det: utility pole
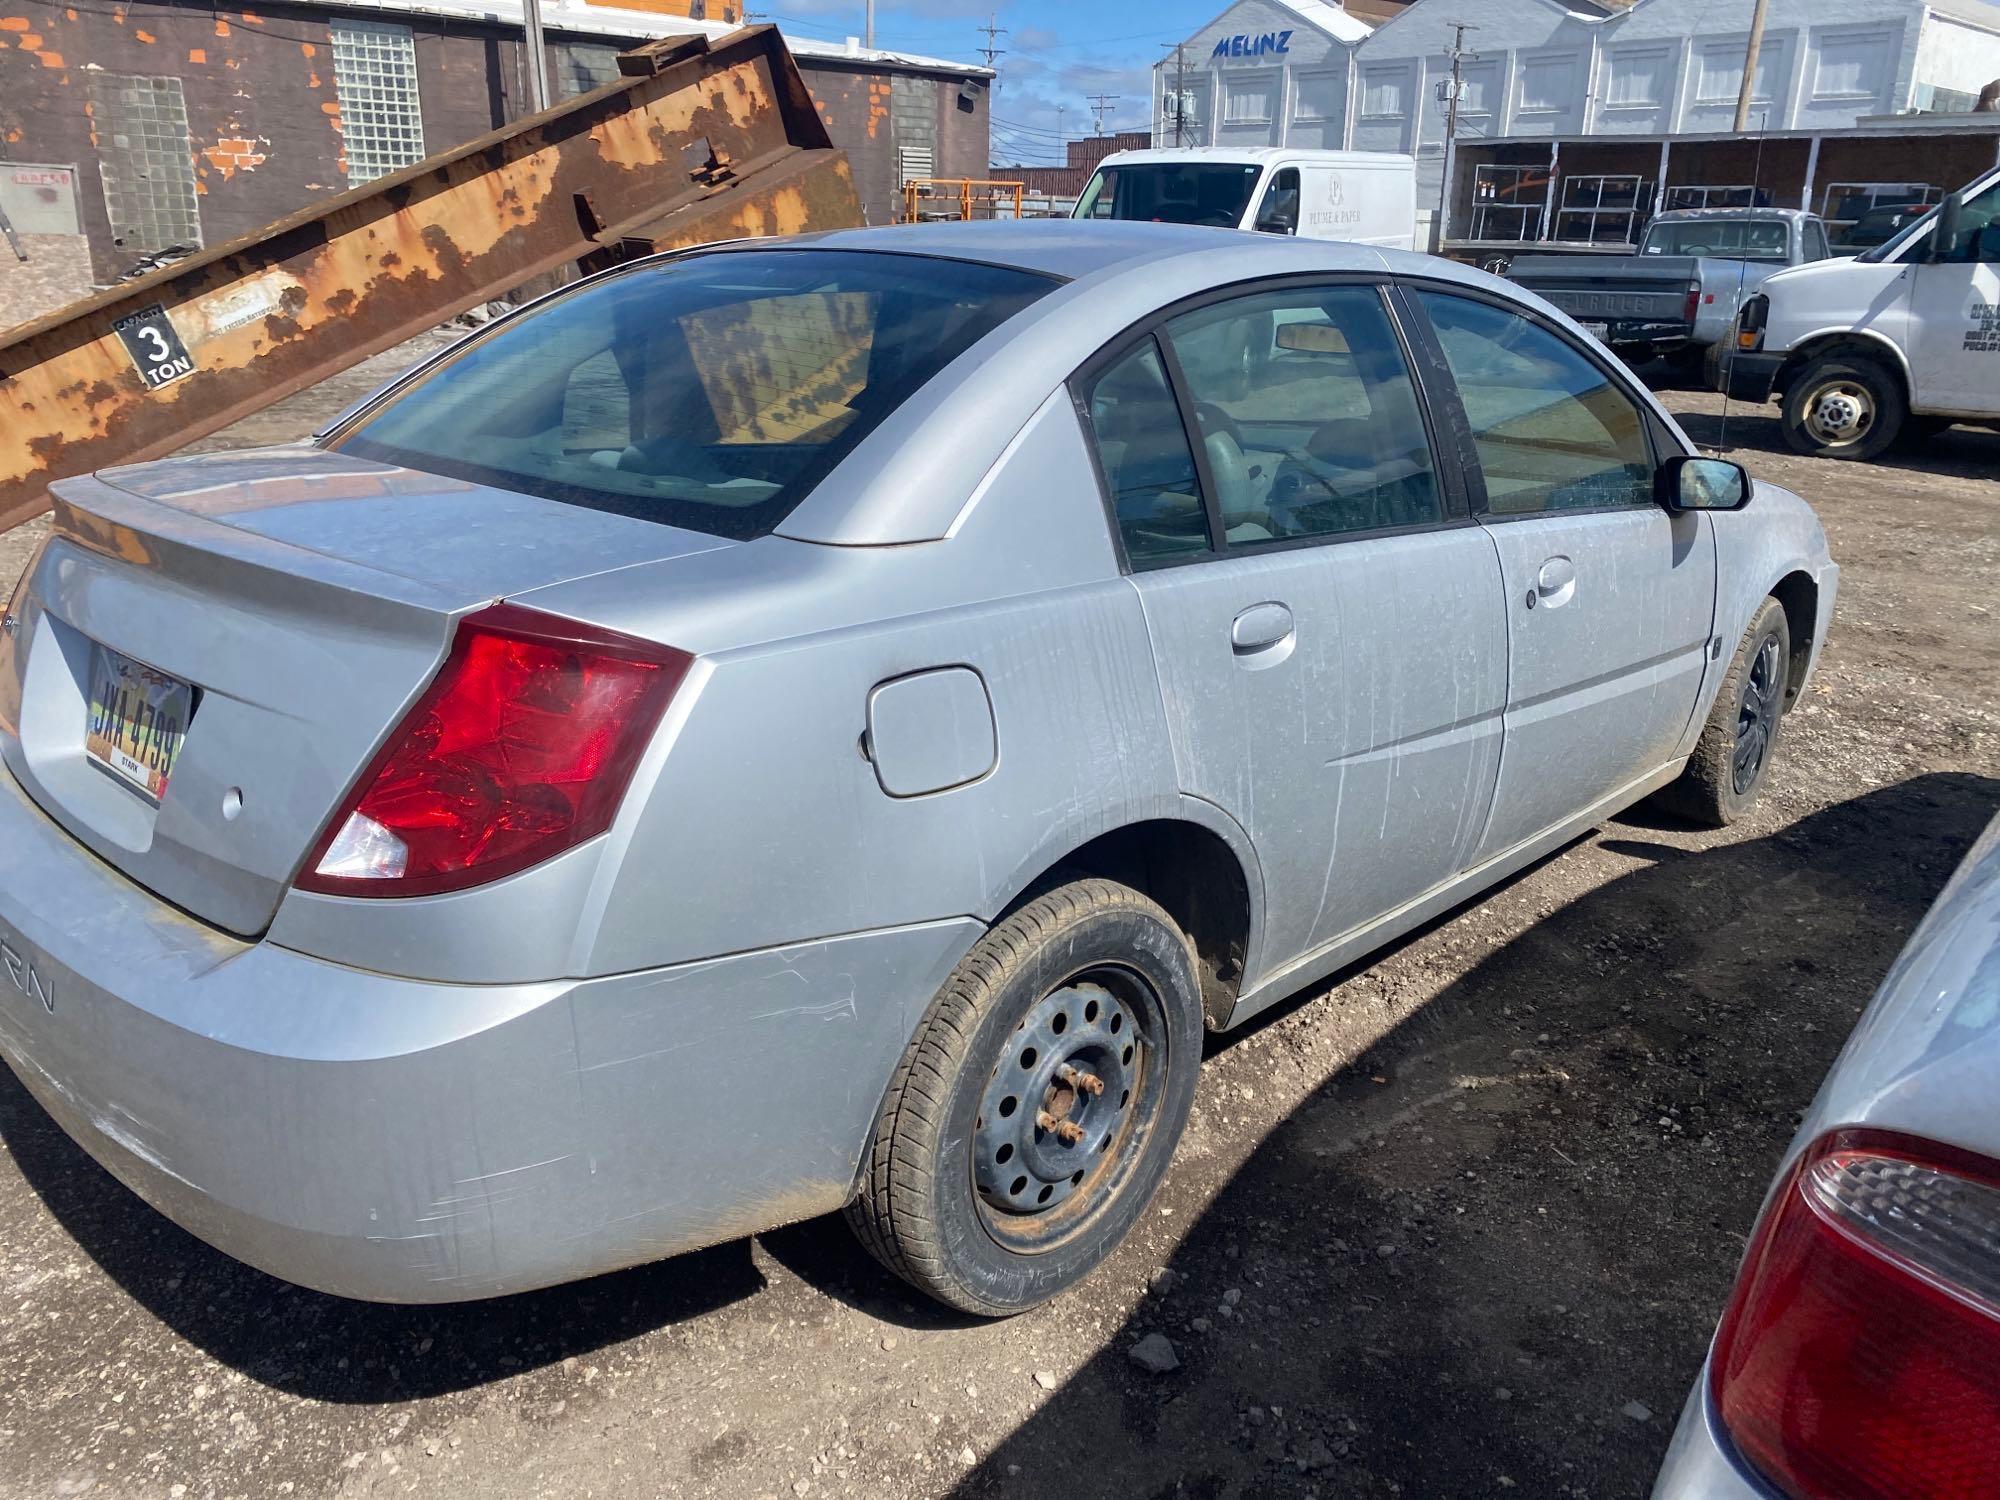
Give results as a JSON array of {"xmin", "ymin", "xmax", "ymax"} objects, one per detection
[
  {"xmin": 1733, "ymin": 0, "xmax": 1771, "ymax": 134},
  {"xmin": 1056, "ymin": 103, "xmax": 1068, "ymax": 150},
  {"xmin": 522, "ymin": 0, "xmax": 551, "ymax": 113},
  {"xmin": 1088, "ymin": 92, "xmax": 1120, "ymax": 137},
  {"xmin": 1435, "ymin": 21, "xmax": 1477, "ymax": 252},
  {"xmin": 978, "ymin": 14, "xmax": 1007, "ymax": 74},
  {"xmin": 1160, "ymin": 42, "xmax": 1189, "ymax": 146},
  {"xmin": 864, "ymin": 0, "xmax": 874, "ymax": 50}
]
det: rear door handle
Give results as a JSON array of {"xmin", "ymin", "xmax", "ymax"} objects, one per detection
[{"xmin": 1231, "ymin": 601, "xmax": 1295, "ymax": 660}]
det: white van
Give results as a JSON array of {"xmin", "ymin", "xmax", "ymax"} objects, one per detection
[
  {"xmin": 1071, "ymin": 148, "xmax": 1418, "ymax": 252},
  {"xmin": 1721, "ymin": 163, "xmax": 2000, "ymax": 459}
]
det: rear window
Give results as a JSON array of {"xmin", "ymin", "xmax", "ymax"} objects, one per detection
[
  {"xmin": 334, "ymin": 250, "xmax": 1057, "ymax": 538},
  {"xmin": 1639, "ymin": 219, "xmax": 1790, "ymax": 261}
]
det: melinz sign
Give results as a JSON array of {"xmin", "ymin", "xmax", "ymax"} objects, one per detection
[{"xmin": 1211, "ymin": 30, "xmax": 1292, "ymax": 61}]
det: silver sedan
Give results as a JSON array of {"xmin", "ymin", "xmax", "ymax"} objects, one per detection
[
  {"xmin": 1654, "ymin": 810, "xmax": 2000, "ymax": 1500},
  {"xmin": 0, "ymin": 222, "xmax": 1837, "ymax": 1313}
]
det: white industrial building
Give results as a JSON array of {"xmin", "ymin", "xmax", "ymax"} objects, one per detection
[{"xmin": 1155, "ymin": 0, "xmax": 2000, "ymax": 240}]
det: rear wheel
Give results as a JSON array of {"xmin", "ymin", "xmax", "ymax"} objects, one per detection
[
  {"xmin": 1780, "ymin": 355, "xmax": 1905, "ymax": 461},
  {"xmin": 1654, "ymin": 597, "xmax": 1791, "ymax": 827},
  {"xmin": 845, "ymin": 879, "xmax": 1202, "ymax": 1316}
]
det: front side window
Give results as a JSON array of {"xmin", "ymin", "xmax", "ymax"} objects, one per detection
[
  {"xmin": 336, "ymin": 250, "xmax": 1055, "ymax": 539},
  {"xmin": 1417, "ymin": 292, "xmax": 1654, "ymax": 515},
  {"xmin": 1804, "ymin": 219, "xmax": 1831, "ymax": 261},
  {"xmin": 1081, "ymin": 339, "xmax": 1209, "ymax": 565},
  {"xmin": 1163, "ymin": 286, "xmax": 1441, "ymax": 545},
  {"xmin": 1254, "ymin": 169, "xmax": 1300, "ymax": 235}
]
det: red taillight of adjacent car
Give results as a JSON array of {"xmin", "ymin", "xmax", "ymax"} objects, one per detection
[
  {"xmin": 1684, "ymin": 281, "xmax": 1703, "ymax": 326},
  {"xmin": 1711, "ymin": 1128, "xmax": 2000, "ymax": 1500},
  {"xmin": 298, "ymin": 603, "xmax": 691, "ymax": 898}
]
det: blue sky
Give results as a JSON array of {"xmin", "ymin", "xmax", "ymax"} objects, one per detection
[{"xmin": 758, "ymin": 2, "xmax": 1229, "ymax": 163}]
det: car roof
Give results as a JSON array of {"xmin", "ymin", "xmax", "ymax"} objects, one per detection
[{"xmin": 759, "ymin": 218, "xmax": 1417, "ymax": 284}]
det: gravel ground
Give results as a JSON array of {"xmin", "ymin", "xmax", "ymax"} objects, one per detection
[{"xmin": 0, "ymin": 358, "xmax": 1995, "ymax": 1500}]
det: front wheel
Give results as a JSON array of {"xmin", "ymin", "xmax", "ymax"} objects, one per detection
[
  {"xmin": 845, "ymin": 879, "xmax": 1203, "ymax": 1316},
  {"xmin": 1654, "ymin": 597, "xmax": 1791, "ymax": 827},
  {"xmin": 1780, "ymin": 356, "xmax": 1905, "ymax": 461}
]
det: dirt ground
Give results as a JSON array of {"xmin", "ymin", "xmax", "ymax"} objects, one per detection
[{"xmin": 0, "ymin": 356, "xmax": 1995, "ymax": 1500}]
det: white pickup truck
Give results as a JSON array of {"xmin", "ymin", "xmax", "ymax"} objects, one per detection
[{"xmin": 1721, "ymin": 165, "xmax": 2000, "ymax": 460}]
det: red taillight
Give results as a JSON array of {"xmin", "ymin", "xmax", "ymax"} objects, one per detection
[
  {"xmin": 298, "ymin": 603, "xmax": 691, "ymax": 898},
  {"xmin": 1685, "ymin": 282, "xmax": 1702, "ymax": 324},
  {"xmin": 1712, "ymin": 1129, "xmax": 2000, "ymax": 1500}
]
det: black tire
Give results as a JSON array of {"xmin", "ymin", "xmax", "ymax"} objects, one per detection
[
  {"xmin": 1654, "ymin": 597, "xmax": 1791, "ymax": 827},
  {"xmin": 1780, "ymin": 355, "xmax": 1905, "ymax": 461},
  {"xmin": 845, "ymin": 878, "xmax": 1203, "ymax": 1316}
]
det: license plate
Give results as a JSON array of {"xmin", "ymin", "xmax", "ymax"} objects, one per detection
[
  {"xmin": 1579, "ymin": 321, "xmax": 1611, "ymax": 341},
  {"xmin": 85, "ymin": 645, "xmax": 194, "ymax": 803}
]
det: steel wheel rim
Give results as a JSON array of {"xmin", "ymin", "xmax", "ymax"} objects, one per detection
[
  {"xmin": 1734, "ymin": 633, "xmax": 1782, "ymax": 795},
  {"xmin": 970, "ymin": 964, "xmax": 1165, "ymax": 1255},
  {"xmin": 1803, "ymin": 380, "xmax": 1875, "ymax": 449}
]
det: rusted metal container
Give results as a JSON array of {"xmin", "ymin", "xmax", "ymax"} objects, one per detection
[{"xmin": 0, "ymin": 24, "xmax": 861, "ymax": 531}]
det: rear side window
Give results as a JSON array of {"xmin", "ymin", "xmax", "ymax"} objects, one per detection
[
  {"xmin": 336, "ymin": 250, "xmax": 1056, "ymax": 539},
  {"xmin": 1417, "ymin": 291, "xmax": 1654, "ymax": 515},
  {"xmin": 1082, "ymin": 337, "xmax": 1210, "ymax": 565}
]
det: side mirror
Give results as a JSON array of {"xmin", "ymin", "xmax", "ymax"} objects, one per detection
[
  {"xmin": 1930, "ymin": 193, "xmax": 1965, "ymax": 263},
  {"xmin": 1661, "ymin": 455, "xmax": 1752, "ymax": 512}
]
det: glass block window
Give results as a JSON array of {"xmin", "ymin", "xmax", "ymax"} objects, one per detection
[
  {"xmin": 558, "ymin": 41, "xmax": 624, "ymax": 98},
  {"xmin": 331, "ymin": 20, "xmax": 427, "ymax": 185},
  {"xmin": 88, "ymin": 74, "xmax": 203, "ymax": 254}
]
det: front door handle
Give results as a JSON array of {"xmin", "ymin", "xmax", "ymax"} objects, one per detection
[
  {"xmin": 1531, "ymin": 555, "xmax": 1577, "ymax": 609},
  {"xmin": 1231, "ymin": 601, "xmax": 1295, "ymax": 663}
]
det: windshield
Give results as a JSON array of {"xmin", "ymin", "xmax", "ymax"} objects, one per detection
[
  {"xmin": 1640, "ymin": 219, "xmax": 1790, "ymax": 260},
  {"xmin": 1073, "ymin": 163, "xmax": 1263, "ymax": 228},
  {"xmin": 334, "ymin": 250, "xmax": 1057, "ymax": 538}
]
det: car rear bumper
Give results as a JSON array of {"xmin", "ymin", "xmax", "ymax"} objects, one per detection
[
  {"xmin": 1652, "ymin": 1371, "xmax": 1767, "ymax": 1499},
  {"xmin": 0, "ymin": 763, "xmax": 977, "ymax": 1302}
]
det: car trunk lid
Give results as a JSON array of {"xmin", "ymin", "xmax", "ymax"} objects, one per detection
[{"xmin": 0, "ymin": 446, "xmax": 733, "ymax": 936}]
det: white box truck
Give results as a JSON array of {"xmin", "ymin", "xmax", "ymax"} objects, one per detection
[
  {"xmin": 1721, "ymin": 164, "xmax": 2000, "ymax": 460},
  {"xmin": 1070, "ymin": 148, "xmax": 1418, "ymax": 252}
]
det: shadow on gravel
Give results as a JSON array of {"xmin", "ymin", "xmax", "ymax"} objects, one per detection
[
  {"xmin": 951, "ymin": 771, "xmax": 1999, "ymax": 1500},
  {"xmin": 0, "ymin": 1081, "xmax": 766, "ymax": 1403}
]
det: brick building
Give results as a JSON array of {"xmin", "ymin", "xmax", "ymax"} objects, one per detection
[
  {"xmin": 0, "ymin": 0, "xmax": 992, "ymax": 330},
  {"xmin": 989, "ymin": 130, "xmax": 1152, "ymax": 201}
]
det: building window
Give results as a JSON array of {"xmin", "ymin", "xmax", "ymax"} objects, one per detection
[
  {"xmin": 1812, "ymin": 31, "xmax": 1889, "ymax": 102},
  {"xmin": 1360, "ymin": 67, "xmax": 1406, "ymax": 119},
  {"xmin": 1222, "ymin": 73, "xmax": 1275, "ymax": 125},
  {"xmin": 1515, "ymin": 54, "xmax": 1576, "ymax": 114},
  {"xmin": 1292, "ymin": 70, "xmax": 1340, "ymax": 122},
  {"xmin": 558, "ymin": 41, "xmax": 624, "ymax": 98},
  {"xmin": 331, "ymin": 20, "xmax": 427, "ymax": 185},
  {"xmin": 1694, "ymin": 39, "xmax": 1782, "ymax": 107},
  {"xmin": 1604, "ymin": 46, "xmax": 1672, "ymax": 108},
  {"xmin": 87, "ymin": 73, "xmax": 203, "ymax": 255}
]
